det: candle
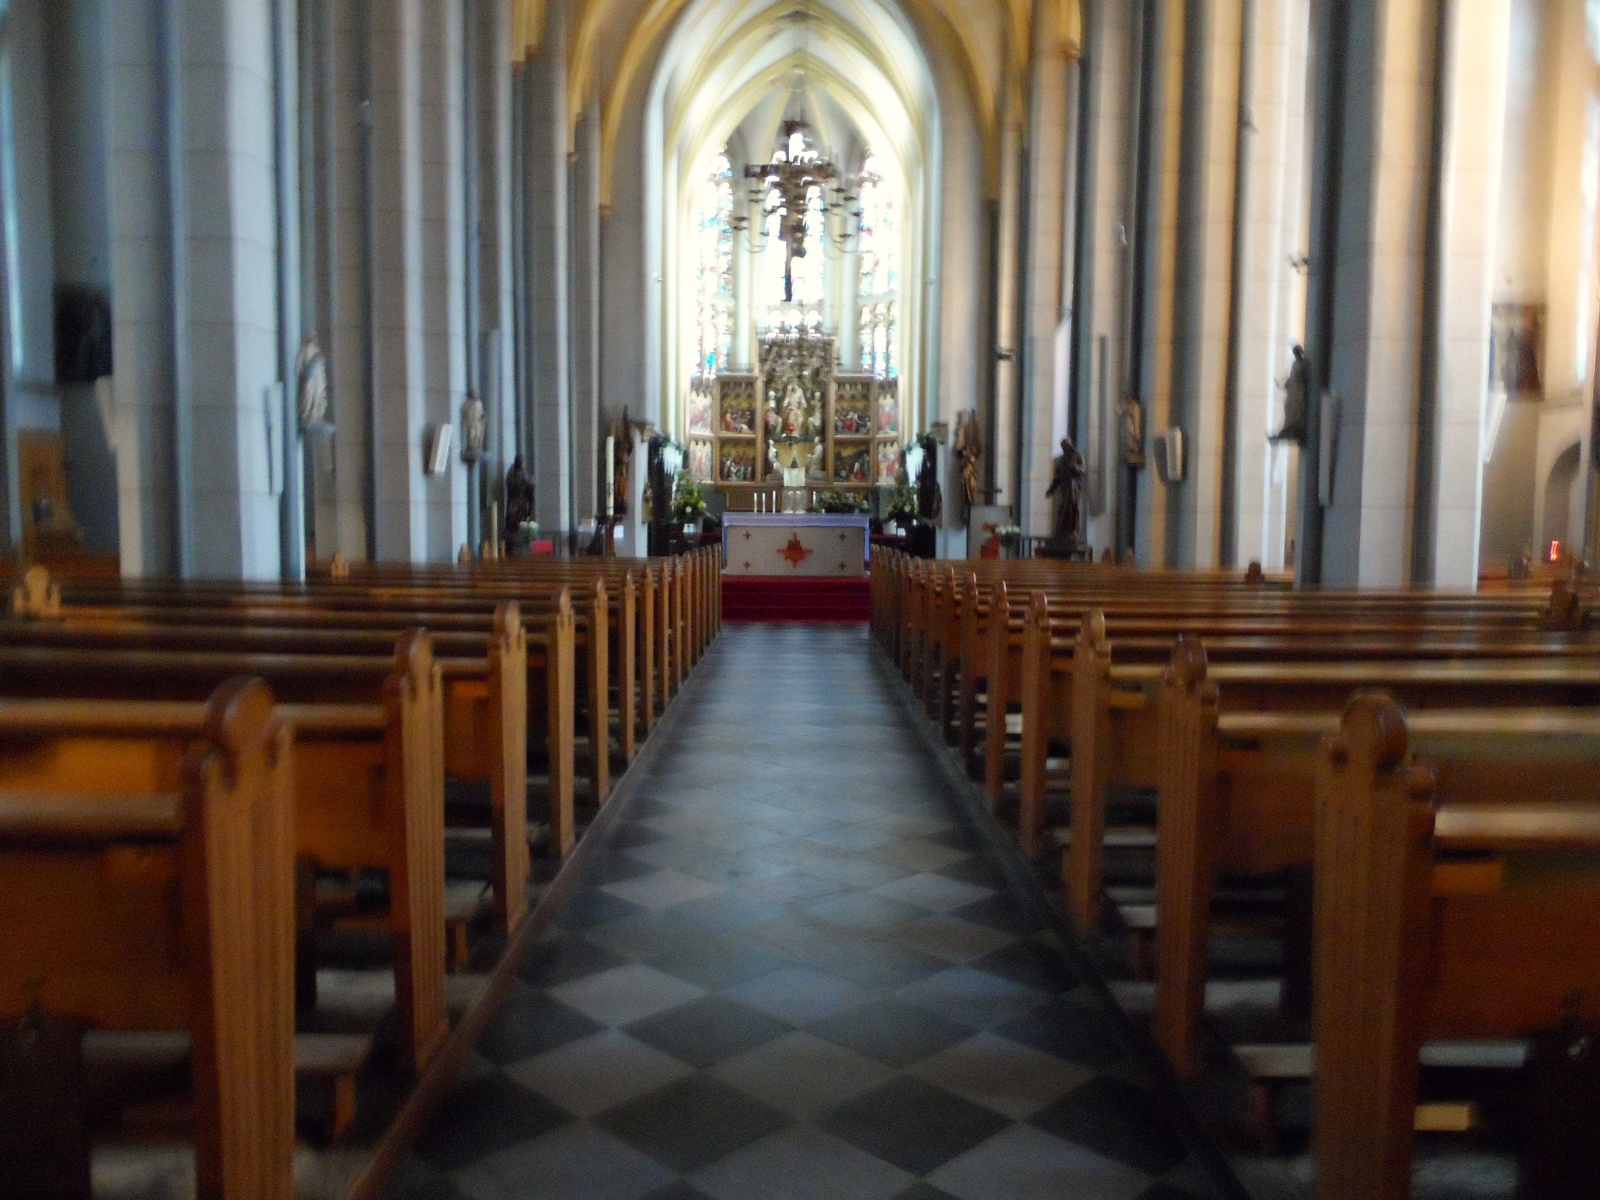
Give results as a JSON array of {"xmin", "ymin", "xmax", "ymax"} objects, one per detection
[{"xmin": 605, "ymin": 436, "xmax": 615, "ymax": 519}]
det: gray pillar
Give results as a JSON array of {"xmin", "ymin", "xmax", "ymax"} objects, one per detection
[
  {"xmin": 1301, "ymin": 0, "xmax": 1438, "ymax": 587},
  {"xmin": 523, "ymin": 1, "xmax": 571, "ymax": 538}
]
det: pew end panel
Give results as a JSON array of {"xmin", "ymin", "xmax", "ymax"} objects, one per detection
[{"xmin": 0, "ymin": 679, "xmax": 297, "ymax": 1200}]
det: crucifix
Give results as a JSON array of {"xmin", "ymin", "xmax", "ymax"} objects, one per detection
[{"xmin": 746, "ymin": 122, "xmax": 837, "ymax": 303}]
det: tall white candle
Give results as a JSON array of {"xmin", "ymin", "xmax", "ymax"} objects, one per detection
[{"xmin": 605, "ymin": 436, "xmax": 615, "ymax": 518}]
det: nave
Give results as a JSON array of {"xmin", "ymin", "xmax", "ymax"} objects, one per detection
[{"xmin": 391, "ymin": 625, "xmax": 1230, "ymax": 1200}]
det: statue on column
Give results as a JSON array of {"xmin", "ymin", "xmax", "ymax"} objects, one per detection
[
  {"xmin": 1269, "ymin": 344, "xmax": 1309, "ymax": 444},
  {"xmin": 916, "ymin": 434, "xmax": 943, "ymax": 523},
  {"xmin": 504, "ymin": 455, "xmax": 534, "ymax": 543},
  {"xmin": 1120, "ymin": 395, "xmax": 1145, "ymax": 466},
  {"xmin": 952, "ymin": 411, "xmax": 983, "ymax": 520},
  {"xmin": 296, "ymin": 333, "xmax": 330, "ymax": 432},
  {"xmin": 460, "ymin": 391, "xmax": 486, "ymax": 463},
  {"xmin": 1046, "ymin": 436, "xmax": 1087, "ymax": 555}
]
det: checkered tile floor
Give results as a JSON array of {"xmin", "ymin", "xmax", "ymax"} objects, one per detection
[{"xmin": 389, "ymin": 625, "xmax": 1232, "ymax": 1200}]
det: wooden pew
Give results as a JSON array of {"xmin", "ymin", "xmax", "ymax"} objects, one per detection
[
  {"xmin": 1312, "ymin": 693, "xmax": 1600, "ymax": 1200},
  {"xmin": 0, "ymin": 679, "xmax": 296, "ymax": 1200},
  {"xmin": 0, "ymin": 596, "xmax": 575, "ymax": 928},
  {"xmin": 0, "ymin": 636, "xmax": 451, "ymax": 1076},
  {"xmin": 1025, "ymin": 601, "xmax": 1600, "ymax": 931},
  {"xmin": 1150, "ymin": 642, "xmax": 1600, "ymax": 1077},
  {"xmin": 61, "ymin": 570, "xmax": 617, "ymax": 804}
]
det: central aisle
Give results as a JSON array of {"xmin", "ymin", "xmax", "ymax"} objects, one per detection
[{"xmin": 394, "ymin": 626, "xmax": 1227, "ymax": 1200}]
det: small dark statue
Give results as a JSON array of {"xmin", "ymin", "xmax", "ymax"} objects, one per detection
[
  {"xmin": 504, "ymin": 455, "xmax": 534, "ymax": 544},
  {"xmin": 1046, "ymin": 436, "xmax": 1088, "ymax": 558},
  {"xmin": 1269, "ymin": 344, "xmax": 1309, "ymax": 444},
  {"xmin": 916, "ymin": 435, "xmax": 942, "ymax": 523}
]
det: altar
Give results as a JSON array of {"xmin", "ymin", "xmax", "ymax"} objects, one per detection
[{"xmin": 721, "ymin": 513, "xmax": 870, "ymax": 577}]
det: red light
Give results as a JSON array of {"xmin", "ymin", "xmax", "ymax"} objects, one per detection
[{"xmin": 1549, "ymin": 540, "xmax": 1563, "ymax": 563}]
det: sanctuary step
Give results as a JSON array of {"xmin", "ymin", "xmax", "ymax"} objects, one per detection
[{"xmin": 721, "ymin": 574, "xmax": 871, "ymax": 622}]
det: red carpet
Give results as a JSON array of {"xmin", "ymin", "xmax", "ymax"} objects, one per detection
[{"xmin": 722, "ymin": 575, "xmax": 871, "ymax": 622}]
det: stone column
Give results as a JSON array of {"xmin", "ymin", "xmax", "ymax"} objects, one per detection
[
  {"xmin": 477, "ymin": 0, "xmax": 516, "ymax": 529},
  {"xmin": 322, "ymin": 0, "xmax": 373, "ymax": 560},
  {"xmin": 1301, "ymin": 0, "xmax": 1437, "ymax": 587},
  {"xmin": 572, "ymin": 97, "xmax": 601, "ymax": 532},
  {"xmin": 1231, "ymin": 0, "xmax": 1310, "ymax": 572},
  {"xmin": 1020, "ymin": 10, "xmax": 1075, "ymax": 540},
  {"xmin": 105, "ymin": 0, "xmax": 178, "ymax": 577},
  {"xmin": 170, "ymin": 0, "xmax": 284, "ymax": 578},
  {"xmin": 523, "ymin": 1, "xmax": 571, "ymax": 538},
  {"xmin": 1169, "ymin": 0, "xmax": 1241, "ymax": 568},
  {"xmin": 1133, "ymin": 0, "xmax": 1186, "ymax": 565},
  {"xmin": 367, "ymin": 0, "xmax": 428, "ymax": 561},
  {"xmin": 419, "ymin": 0, "xmax": 468, "ymax": 560},
  {"xmin": 1072, "ymin": 0, "xmax": 1138, "ymax": 558},
  {"xmin": 1428, "ymin": 0, "xmax": 1510, "ymax": 586}
]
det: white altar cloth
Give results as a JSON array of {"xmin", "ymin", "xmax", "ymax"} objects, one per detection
[{"xmin": 721, "ymin": 513, "xmax": 871, "ymax": 577}]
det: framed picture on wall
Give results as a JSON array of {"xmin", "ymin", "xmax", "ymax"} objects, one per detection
[{"xmin": 1490, "ymin": 303, "xmax": 1544, "ymax": 395}]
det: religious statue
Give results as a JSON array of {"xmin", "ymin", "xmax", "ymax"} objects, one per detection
[
  {"xmin": 296, "ymin": 333, "xmax": 329, "ymax": 431},
  {"xmin": 610, "ymin": 409, "xmax": 633, "ymax": 517},
  {"xmin": 504, "ymin": 455, "xmax": 534, "ymax": 542},
  {"xmin": 460, "ymin": 390, "xmax": 486, "ymax": 463},
  {"xmin": 1121, "ymin": 395, "xmax": 1145, "ymax": 466},
  {"xmin": 780, "ymin": 382, "xmax": 819, "ymax": 438},
  {"xmin": 952, "ymin": 410, "xmax": 983, "ymax": 518},
  {"xmin": 1269, "ymin": 344, "xmax": 1309, "ymax": 444},
  {"xmin": 1046, "ymin": 436, "xmax": 1087, "ymax": 548},
  {"xmin": 806, "ymin": 440, "xmax": 826, "ymax": 481},
  {"xmin": 916, "ymin": 435, "xmax": 942, "ymax": 523}
]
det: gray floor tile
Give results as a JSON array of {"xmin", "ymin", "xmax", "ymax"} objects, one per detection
[
  {"xmin": 594, "ymin": 1075, "xmax": 794, "ymax": 1174},
  {"xmin": 867, "ymin": 839, "xmax": 974, "ymax": 873},
  {"xmin": 414, "ymin": 1072, "xmax": 570, "ymax": 1171},
  {"xmin": 625, "ymin": 994, "xmax": 792, "ymax": 1067},
  {"xmin": 548, "ymin": 963, "xmax": 708, "ymax": 1027},
  {"xmin": 689, "ymin": 1125, "xmax": 914, "ymax": 1200},
  {"xmin": 886, "ymin": 915, "xmax": 1017, "ymax": 964},
  {"xmin": 518, "ymin": 935, "xmax": 630, "ymax": 989},
  {"xmin": 644, "ymin": 934, "xmax": 796, "ymax": 990},
  {"xmin": 896, "ymin": 967, "xmax": 1050, "ymax": 1029},
  {"xmin": 908, "ymin": 1032, "xmax": 1096, "ymax": 1119},
  {"xmin": 816, "ymin": 1075, "xmax": 1013, "ymax": 1175},
  {"xmin": 601, "ymin": 868, "xmax": 725, "ymax": 911},
  {"xmin": 711, "ymin": 1030, "xmax": 895, "ymax": 1117},
  {"xmin": 724, "ymin": 964, "xmax": 872, "ymax": 1025},
  {"xmin": 452, "ymin": 1121, "xmax": 675, "ymax": 1200},
  {"xmin": 925, "ymin": 1124, "xmax": 1152, "ymax": 1200},
  {"xmin": 873, "ymin": 872, "xmax": 996, "ymax": 913},
  {"xmin": 797, "ymin": 890, "xmax": 927, "ymax": 933},
  {"xmin": 808, "ymin": 998, "xmax": 976, "ymax": 1068},
  {"xmin": 504, "ymin": 1030, "xmax": 694, "ymax": 1117}
]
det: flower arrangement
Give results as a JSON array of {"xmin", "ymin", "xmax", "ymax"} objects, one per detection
[
  {"xmin": 810, "ymin": 489, "xmax": 869, "ymax": 514},
  {"xmin": 994, "ymin": 523, "xmax": 1022, "ymax": 551},
  {"xmin": 884, "ymin": 479, "xmax": 918, "ymax": 528},
  {"xmin": 671, "ymin": 477, "xmax": 708, "ymax": 527}
]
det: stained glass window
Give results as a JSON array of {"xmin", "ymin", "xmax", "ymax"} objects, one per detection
[
  {"xmin": 855, "ymin": 153, "xmax": 897, "ymax": 380},
  {"xmin": 694, "ymin": 152, "xmax": 734, "ymax": 377}
]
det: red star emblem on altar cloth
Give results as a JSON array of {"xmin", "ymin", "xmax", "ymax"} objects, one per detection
[{"xmin": 779, "ymin": 534, "xmax": 814, "ymax": 569}]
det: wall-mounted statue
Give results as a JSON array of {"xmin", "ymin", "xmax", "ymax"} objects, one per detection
[
  {"xmin": 296, "ymin": 333, "xmax": 330, "ymax": 431},
  {"xmin": 916, "ymin": 433, "xmax": 942, "ymax": 523},
  {"xmin": 1120, "ymin": 395, "xmax": 1145, "ymax": 466},
  {"xmin": 952, "ymin": 410, "xmax": 983, "ymax": 519},
  {"xmin": 504, "ymin": 455, "xmax": 534, "ymax": 542},
  {"xmin": 1047, "ymin": 436, "xmax": 1086, "ymax": 548},
  {"xmin": 460, "ymin": 390, "xmax": 486, "ymax": 463},
  {"xmin": 1269, "ymin": 344, "xmax": 1309, "ymax": 444}
]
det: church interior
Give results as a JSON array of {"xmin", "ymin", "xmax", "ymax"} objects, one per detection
[{"xmin": 6, "ymin": 1, "xmax": 1600, "ymax": 1199}]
